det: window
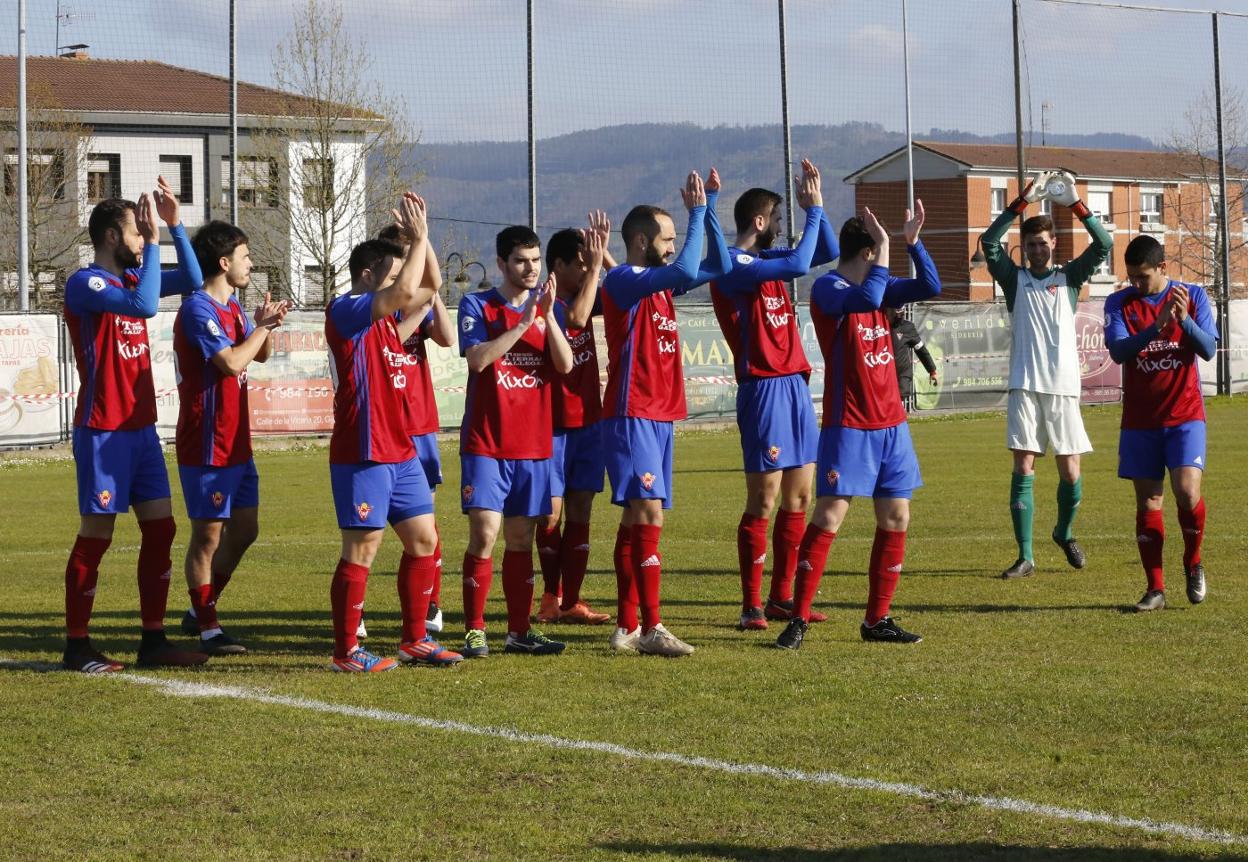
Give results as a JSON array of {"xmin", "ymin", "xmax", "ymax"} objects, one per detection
[
  {"xmin": 159, "ymin": 155, "xmax": 194, "ymax": 204},
  {"xmin": 4, "ymin": 149, "xmax": 67, "ymax": 199},
  {"xmin": 220, "ymin": 156, "xmax": 278, "ymax": 208},
  {"xmin": 1038, "ymin": 197, "xmax": 1052, "ymax": 216},
  {"xmin": 1140, "ymin": 191, "xmax": 1162, "ymax": 225},
  {"xmin": 302, "ymin": 157, "xmax": 334, "ymax": 210},
  {"xmin": 990, "ymin": 187, "xmax": 1007, "ymax": 216},
  {"xmin": 86, "ymin": 154, "xmax": 121, "ymax": 203},
  {"xmin": 1087, "ymin": 190, "xmax": 1111, "ymax": 224}
]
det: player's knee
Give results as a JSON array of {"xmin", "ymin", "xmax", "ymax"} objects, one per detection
[{"xmin": 537, "ymin": 512, "xmax": 560, "ymax": 532}]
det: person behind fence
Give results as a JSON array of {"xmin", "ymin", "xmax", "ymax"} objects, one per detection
[
  {"xmin": 1103, "ymin": 234, "xmax": 1217, "ymax": 613},
  {"xmin": 708, "ymin": 158, "xmax": 839, "ymax": 634},
  {"xmin": 324, "ymin": 193, "xmax": 460, "ymax": 672},
  {"xmin": 775, "ymin": 203, "xmax": 941, "ymax": 652},
  {"xmin": 600, "ymin": 168, "xmax": 731, "ymax": 657},
  {"xmin": 173, "ymin": 221, "xmax": 290, "ymax": 656},
  {"xmin": 60, "ymin": 178, "xmax": 207, "ymax": 673},
  {"xmin": 885, "ymin": 307, "xmax": 938, "ymax": 411},
  {"xmin": 980, "ymin": 170, "xmax": 1111, "ymax": 581}
]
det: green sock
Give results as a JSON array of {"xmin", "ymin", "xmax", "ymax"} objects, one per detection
[
  {"xmin": 1010, "ymin": 473, "xmax": 1035, "ymax": 562},
  {"xmin": 1054, "ymin": 477, "xmax": 1082, "ymax": 542}
]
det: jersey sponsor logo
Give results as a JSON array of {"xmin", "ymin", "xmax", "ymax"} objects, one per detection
[
  {"xmin": 855, "ymin": 322, "xmax": 889, "ymax": 342},
  {"xmin": 211, "ymin": 491, "xmax": 225, "ymax": 508},
  {"xmin": 766, "ymin": 445, "xmax": 781, "ymax": 463},
  {"xmin": 824, "ymin": 469, "xmax": 839, "ymax": 486},
  {"xmin": 862, "ymin": 347, "xmax": 894, "ymax": 368},
  {"xmin": 117, "ymin": 318, "xmax": 146, "ymax": 336},
  {"xmin": 96, "ymin": 489, "xmax": 113, "ymax": 508},
  {"xmin": 496, "ymin": 368, "xmax": 543, "ymax": 390},
  {"xmin": 573, "ymin": 347, "xmax": 595, "ymax": 368},
  {"xmin": 355, "ymin": 501, "xmax": 373, "ymax": 520},
  {"xmin": 462, "ymin": 484, "xmax": 474, "ymax": 502},
  {"xmin": 762, "ymin": 295, "xmax": 791, "ymax": 329},
  {"xmin": 88, "ymin": 276, "xmax": 107, "ymax": 292},
  {"xmin": 206, "ymin": 319, "xmax": 222, "ymax": 338},
  {"xmin": 118, "ymin": 341, "xmax": 150, "ymax": 361},
  {"xmin": 640, "ymin": 471, "xmax": 656, "ymax": 491},
  {"xmin": 1135, "ymin": 354, "xmax": 1186, "ymax": 374}
]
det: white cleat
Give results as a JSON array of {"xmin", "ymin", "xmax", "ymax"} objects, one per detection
[
  {"xmin": 638, "ymin": 623, "xmax": 695, "ymax": 657},
  {"xmin": 609, "ymin": 625, "xmax": 642, "ymax": 653},
  {"xmin": 355, "ymin": 618, "xmax": 368, "ymax": 639}
]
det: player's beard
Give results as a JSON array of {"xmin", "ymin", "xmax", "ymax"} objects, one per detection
[
  {"xmin": 115, "ymin": 246, "xmax": 141, "ymax": 270},
  {"xmin": 758, "ymin": 225, "xmax": 778, "ymax": 250},
  {"xmin": 644, "ymin": 243, "xmax": 668, "ymax": 268}
]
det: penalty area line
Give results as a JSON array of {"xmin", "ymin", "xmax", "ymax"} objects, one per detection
[{"xmin": 114, "ymin": 673, "xmax": 1244, "ymax": 847}]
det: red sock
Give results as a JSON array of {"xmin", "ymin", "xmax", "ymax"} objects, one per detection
[
  {"xmin": 462, "ymin": 552, "xmax": 494, "ymax": 632},
  {"xmin": 502, "ymin": 550, "xmax": 535, "ymax": 636},
  {"xmin": 137, "ymin": 517, "xmax": 176, "ymax": 631},
  {"xmin": 188, "ymin": 584, "xmax": 218, "ymax": 632},
  {"xmin": 330, "ymin": 560, "xmax": 369, "ymax": 659},
  {"xmin": 770, "ymin": 509, "xmax": 807, "ymax": 604},
  {"xmin": 793, "ymin": 524, "xmax": 835, "ymax": 621},
  {"xmin": 535, "ymin": 522, "xmax": 562, "ymax": 597},
  {"xmin": 397, "ymin": 552, "xmax": 437, "ymax": 643},
  {"xmin": 736, "ymin": 513, "xmax": 768, "ymax": 611},
  {"xmin": 866, "ymin": 528, "xmax": 906, "ymax": 625},
  {"xmin": 559, "ymin": 520, "xmax": 591, "ymax": 610},
  {"xmin": 1137, "ymin": 509, "xmax": 1166, "ymax": 592},
  {"xmin": 1177, "ymin": 498, "xmax": 1206, "ymax": 570},
  {"xmin": 632, "ymin": 523, "xmax": 663, "ymax": 633},
  {"xmin": 65, "ymin": 535, "xmax": 110, "ymax": 638},
  {"xmin": 431, "ymin": 533, "xmax": 443, "ymax": 606},
  {"xmin": 211, "ymin": 569, "xmax": 232, "ymax": 601},
  {"xmin": 613, "ymin": 524, "xmax": 638, "ymax": 631}
]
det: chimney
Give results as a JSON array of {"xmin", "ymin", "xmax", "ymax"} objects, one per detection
[{"xmin": 59, "ymin": 44, "xmax": 90, "ymax": 60}]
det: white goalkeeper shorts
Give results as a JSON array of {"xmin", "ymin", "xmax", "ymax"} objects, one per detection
[{"xmin": 1006, "ymin": 389, "xmax": 1092, "ymax": 456}]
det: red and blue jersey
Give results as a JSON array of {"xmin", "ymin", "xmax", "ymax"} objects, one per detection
[
  {"xmin": 810, "ymin": 242, "xmax": 941, "ymax": 430},
  {"xmin": 399, "ymin": 308, "xmax": 440, "ymax": 436},
  {"xmin": 458, "ymin": 287, "xmax": 557, "ymax": 460},
  {"xmin": 1104, "ymin": 280, "xmax": 1217, "ymax": 430},
  {"xmin": 326, "ymin": 292, "xmax": 416, "ymax": 465},
  {"xmin": 173, "ymin": 291, "xmax": 255, "ymax": 467},
  {"xmin": 709, "ymin": 206, "xmax": 837, "ymax": 381},
  {"xmin": 551, "ymin": 296, "xmax": 602, "ymax": 429}
]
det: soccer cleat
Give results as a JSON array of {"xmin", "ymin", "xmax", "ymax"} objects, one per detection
[
  {"xmin": 775, "ymin": 618, "xmax": 808, "ymax": 651},
  {"xmin": 331, "ymin": 647, "xmax": 398, "ymax": 673},
  {"xmin": 425, "ymin": 602, "xmax": 444, "ymax": 634},
  {"xmin": 62, "ymin": 641, "xmax": 125, "ymax": 674},
  {"xmin": 504, "ymin": 629, "xmax": 566, "ymax": 655},
  {"xmin": 535, "ymin": 591, "xmax": 562, "ymax": 624},
  {"xmin": 738, "ymin": 606, "xmax": 768, "ymax": 631},
  {"xmin": 638, "ymin": 623, "xmax": 695, "ymax": 657},
  {"xmin": 1185, "ymin": 564, "xmax": 1206, "ymax": 605},
  {"xmin": 609, "ymin": 626, "xmax": 642, "ymax": 652},
  {"xmin": 558, "ymin": 601, "xmax": 611, "ymax": 625},
  {"xmin": 135, "ymin": 639, "xmax": 210, "ymax": 668},
  {"xmin": 180, "ymin": 609, "xmax": 199, "ymax": 637},
  {"xmin": 398, "ymin": 636, "xmax": 463, "ymax": 667},
  {"xmin": 461, "ymin": 628, "xmax": 490, "ymax": 659},
  {"xmin": 355, "ymin": 618, "xmax": 368, "ymax": 639},
  {"xmin": 764, "ymin": 597, "xmax": 827, "ymax": 624},
  {"xmin": 1134, "ymin": 589, "xmax": 1166, "ymax": 613},
  {"xmin": 1052, "ymin": 534, "xmax": 1087, "ymax": 570},
  {"xmin": 860, "ymin": 617, "xmax": 922, "ymax": 644},
  {"xmin": 1001, "ymin": 559, "xmax": 1036, "ymax": 579},
  {"xmin": 200, "ymin": 632, "xmax": 247, "ymax": 656}
]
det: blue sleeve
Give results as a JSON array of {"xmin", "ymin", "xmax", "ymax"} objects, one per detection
[
  {"xmin": 1103, "ymin": 296, "xmax": 1158, "ymax": 364},
  {"xmin": 685, "ymin": 190, "xmax": 732, "ymax": 294},
  {"xmin": 184, "ymin": 301, "xmax": 234, "ymax": 361},
  {"xmin": 717, "ymin": 207, "xmax": 824, "ymax": 294},
  {"xmin": 328, "ymin": 293, "xmax": 374, "ymax": 340},
  {"xmin": 881, "ymin": 241, "xmax": 942, "ymax": 307},
  {"xmin": 66, "ymin": 250, "xmax": 162, "ymax": 318},
  {"xmin": 604, "ymin": 206, "xmax": 707, "ymax": 307},
  {"xmin": 811, "ymin": 209, "xmax": 840, "ymax": 267},
  {"xmin": 159, "ymin": 224, "xmax": 203, "ymax": 297},
  {"xmin": 1183, "ymin": 286, "xmax": 1218, "ymax": 360},
  {"xmin": 811, "ymin": 266, "xmax": 889, "ymax": 316},
  {"xmin": 456, "ymin": 294, "xmax": 489, "ymax": 356}
]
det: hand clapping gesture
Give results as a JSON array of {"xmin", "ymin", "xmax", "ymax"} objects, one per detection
[{"xmin": 680, "ymin": 171, "xmax": 706, "ymax": 211}]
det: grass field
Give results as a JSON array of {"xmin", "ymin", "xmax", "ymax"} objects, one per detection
[{"xmin": 1, "ymin": 400, "xmax": 1247, "ymax": 861}]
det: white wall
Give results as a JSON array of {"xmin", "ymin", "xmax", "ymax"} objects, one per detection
[
  {"xmin": 285, "ymin": 136, "xmax": 367, "ymax": 304},
  {"xmin": 80, "ymin": 133, "xmax": 208, "ymax": 228}
]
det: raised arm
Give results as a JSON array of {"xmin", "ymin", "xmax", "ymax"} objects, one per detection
[
  {"xmin": 981, "ymin": 171, "xmax": 1051, "ymax": 308},
  {"xmin": 1176, "ymin": 283, "xmax": 1218, "ymax": 361},
  {"xmin": 152, "ymin": 175, "xmax": 203, "ymax": 297},
  {"xmin": 722, "ymin": 167, "xmax": 825, "ymax": 291},
  {"xmin": 537, "ymin": 275, "xmax": 574, "ymax": 374},
  {"xmin": 565, "ymin": 211, "xmax": 608, "ymax": 329},
  {"xmin": 686, "ymin": 169, "xmax": 731, "ymax": 292},
  {"xmin": 882, "ymin": 202, "xmax": 941, "ymax": 306},
  {"xmin": 427, "ymin": 292, "xmax": 455, "ymax": 348},
  {"xmin": 604, "ymin": 172, "xmax": 708, "ymax": 308},
  {"xmin": 371, "ymin": 193, "xmax": 433, "ymax": 322}
]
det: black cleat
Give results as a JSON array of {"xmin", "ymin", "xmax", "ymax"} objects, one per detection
[
  {"xmin": 860, "ymin": 616, "xmax": 922, "ymax": 644},
  {"xmin": 775, "ymin": 618, "xmax": 808, "ymax": 650},
  {"xmin": 62, "ymin": 640, "xmax": 125, "ymax": 673},
  {"xmin": 200, "ymin": 632, "xmax": 247, "ymax": 656},
  {"xmin": 180, "ymin": 610, "xmax": 199, "ymax": 636},
  {"xmin": 1134, "ymin": 590, "xmax": 1166, "ymax": 613},
  {"xmin": 1001, "ymin": 559, "xmax": 1036, "ymax": 579},
  {"xmin": 136, "ymin": 635, "xmax": 209, "ymax": 668},
  {"xmin": 1185, "ymin": 564, "xmax": 1207, "ymax": 605},
  {"xmin": 1052, "ymin": 534, "xmax": 1086, "ymax": 570}
]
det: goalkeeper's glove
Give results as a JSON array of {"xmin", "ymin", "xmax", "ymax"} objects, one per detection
[
  {"xmin": 1046, "ymin": 170, "xmax": 1091, "ymax": 219},
  {"xmin": 1009, "ymin": 170, "xmax": 1053, "ymax": 214}
]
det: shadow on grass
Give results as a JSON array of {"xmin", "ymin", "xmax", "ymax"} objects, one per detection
[{"xmin": 593, "ymin": 841, "xmax": 1241, "ymax": 861}]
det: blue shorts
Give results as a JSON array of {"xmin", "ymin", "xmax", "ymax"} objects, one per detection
[
  {"xmin": 1118, "ymin": 421, "xmax": 1206, "ymax": 480},
  {"xmin": 179, "ymin": 459, "xmax": 260, "ymax": 520},
  {"xmin": 460, "ymin": 454, "xmax": 552, "ymax": 517},
  {"xmin": 330, "ymin": 457, "xmax": 434, "ymax": 529},
  {"xmin": 737, "ymin": 373, "xmax": 818, "ymax": 473},
  {"xmin": 73, "ymin": 425, "xmax": 171, "ymax": 515},
  {"xmin": 411, "ymin": 433, "xmax": 443, "ymax": 488},
  {"xmin": 815, "ymin": 423, "xmax": 922, "ymax": 499},
  {"xmin": 602, "ymin": 416, "xmax": 674, "ymax": 509},
  {"xmin": 551, "ymin": 425, "xmax": 605, "ymax": 497}
]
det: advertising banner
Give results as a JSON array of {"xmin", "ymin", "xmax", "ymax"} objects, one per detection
[{"xmin": 0, "ymin": 314, "xmax": 65, "ymax": 446}]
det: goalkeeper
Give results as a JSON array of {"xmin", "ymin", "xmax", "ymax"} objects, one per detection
[{"xmin": 980, "ymin": 170, "xmax": 1112, "ymax": 579}]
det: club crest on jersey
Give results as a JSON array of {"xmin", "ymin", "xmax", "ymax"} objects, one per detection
[
  {"xmin": 640, "ymin": 472, "xmax": 656, "ymax": 491},
  {"xmin": 96, "ymin": 489, "xmax": 113, "ymax": 508},
  {"xmin": 462, "ymin": 484, "xmax": 474, "ymax": 502},
  {"xmin": 767, "ymin": 445, "xmax": 781, "ymax": 463},
  {"xmin": 88, "ymin": 276, "xmax": 106, "ymax": 292},
  {"xmin": 825, "ymin": 469, "xmax": 839, "ymax": 486},
  {"xmin": 355, "ymin": 501, "xmax": 373, "ymax": 519},
  {"xmin": 1047, "ymin": 284, "xmax": 1057, "ymax": 296},
  {"xmin": 211, "ymin": 491, "xmax": 225, "ymax": 508}
]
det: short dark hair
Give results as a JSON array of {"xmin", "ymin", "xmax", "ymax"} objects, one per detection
[
  {"xmin": 838, "ymin": 216, "xmax": 875, "ymax": 261},
  {"xmin": 87, "ymin": 198, "xmax": 137, "ymax": 247},
  {"xmin": 1124, "ymin": 234, "xmax": 1166, "ymax": 267},
  {"xmin": 193, "ymin": 221, "xmax": 249, "ymax": 278},
  {"xmin": 734, "ymin": 187, "xmax": 783, "ymax": 234},
  {"xmin": 376, "ymin": 223, "xmax": 402, "ymax": 244},
  {"xmin": 546, "ymin": 228, "xmax": 583, "ymax": 271},
  {"xmin": 496, "ymin": 225, "xmax": 540, "ymax": 260},
  {"xmin": 1021, "ymin": 214, "xmax": 1055, "ymax": 239},
  {"xmin": 348, "ymin": 238, "xmax": 404, "ymax": 283},
  {"xmin": 621, "ymin": 205, "xmax": 670, "ymax": 247}
]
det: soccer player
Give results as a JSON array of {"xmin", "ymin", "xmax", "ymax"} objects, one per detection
[
  {"xmin": 1104, "ymin": 235, "xmax": 1217, "ymax": 612},
  {"xmin": 457, "ymin": 226, "xmax": 575, "ymax": 658},
  {"xmin": 981, "ymin": 170, "xmax": 1111, "ymax": 579},
  {"xmin": 174, "ymin": 221, "xmax": 289, "ymax": 655},
  {"xmin": 601, "ymin": 168, "xmax": 731, "ymax": 656},
  {"xmin": 61, "ymin": 178, "xmax": 207, "ymax": 672},
  {"xmin": 775, "ymin": 203, "xmax": 941, "ymax": 650},
  {"xmin": 886, "ymin": 307, "xmax": 938, "ymax": 411},
  {"xmin": 711, "ymin": 158, "xmax": 839, "ymax": 631},
  {"xmin": 325, "ymin": 193, "xmax": 461, "ymax": 671},
  {"xmin": 533, "ymin": 211, "xmax": 614, "ymax": 626}
]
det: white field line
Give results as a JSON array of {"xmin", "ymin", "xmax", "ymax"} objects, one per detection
[{"xmin": 114, "ymin": 673, "xmax": 1244, "ymax": 847}]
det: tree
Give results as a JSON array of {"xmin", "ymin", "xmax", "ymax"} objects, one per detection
[{"xmin": 241, "ymin": 0, "xmax": 418, "ymax": 306}]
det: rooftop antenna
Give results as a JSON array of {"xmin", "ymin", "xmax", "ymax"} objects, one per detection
[
  {"xmin": 56, "ymin": 1, "xmax": 94, "ymax": 56},
  {"xmin": 1041, "ymin": 101, "xmax": 1053, "ymax": 147}
]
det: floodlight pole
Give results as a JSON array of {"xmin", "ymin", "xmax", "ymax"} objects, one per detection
[
  {"xmin": 1211, "ymin": 12, "xmax": 1233, "ymax": 396},
  {"xmin": 229, "ymin": 0, "xmax": 238, "ymax": 225},
  {"xmin": 902, "ymin": 0, "xmax": 915, "ymax": 277},
  {"xmin": 526, "ymin": 0, "xmax": 536, "ymax": 230},
  {"xmin": 1011, "ymin": 0, "xmax": 1026, "ymax": 306},
  {"xmin": 17, "ymin": 0, "xmax": 29, "ymax": 311},
  {"xmin": 778, "ymin": 0, "xmax": 797, "ymax": 301}
]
